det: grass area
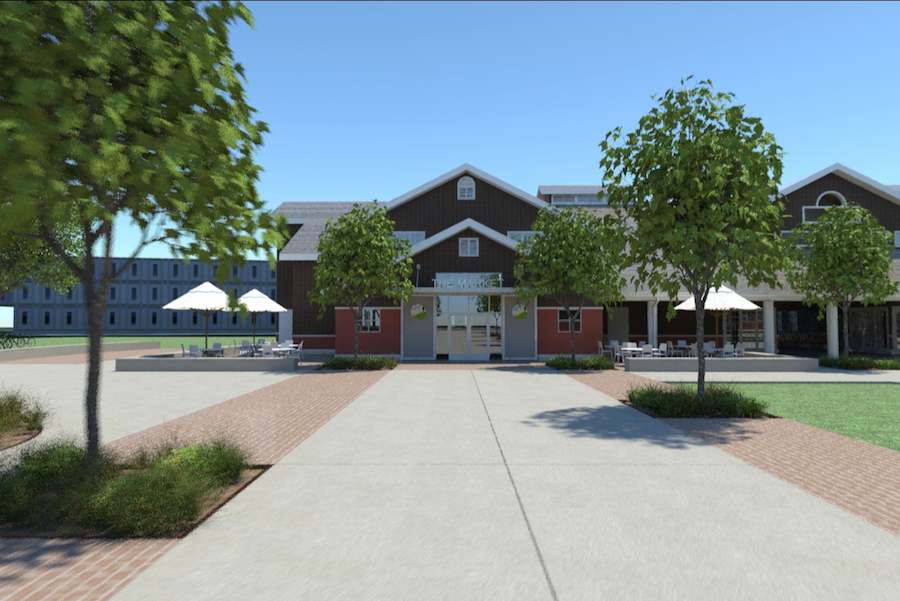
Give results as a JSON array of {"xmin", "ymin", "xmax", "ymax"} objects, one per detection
[
  {"xmin": 23, "ymin": 335, "xmax": 277, "ymax": 350},
  {"xmin": 0, "ymin": 439, "xmax": 250, "ymax": 538},
  {"xmin": 723, "ymin": 383, "xmax": 900, "ymax": 453},
  {"xmin": 819, "ymin": 355, "xmax": 900, "ymax": 370},
  {"xmin": 544, "ymin": 355, "xmax": 615, "ymax": 370},
  {"xmin": 0, "ymin": 389, "xmax": 47, "ymax": 437},
  {"xmin": 322, "ymin": 356, "xmax": 398, "ymax": 370},
  {"xmin": 630, "ymin": 383, "xmax": 769, "ymax": 418}
]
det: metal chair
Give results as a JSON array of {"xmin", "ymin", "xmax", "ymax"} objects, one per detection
[
  {"xmin": 188, "ymin": 344, "xmax": 201, "ymax": 358},
  {"xmin": 735, "ymin": 342, "xmax": 746, "ymax": 357},
  {"xmin": 641, "ymin": 344, "xmax": 653, "ymax": 357},
  {"xmin": 653, "ymin": 342, "xmax": 667, "ymax": 357},
  {"xmin": 597, "ymin": 341, "xmax": 613, "ymax": 361}
]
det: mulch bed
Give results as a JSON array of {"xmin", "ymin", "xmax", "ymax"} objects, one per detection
[{"xmin": 0, "ymin": 428, "xmax": 41, "ymax": 452}]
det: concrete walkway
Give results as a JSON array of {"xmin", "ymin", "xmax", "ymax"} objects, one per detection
[{"xmin": 115, "ymin": 369, "xmax": 900, "ymax": 600}]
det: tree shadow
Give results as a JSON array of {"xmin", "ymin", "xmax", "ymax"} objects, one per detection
[
  {"xmin": 0, "ymin": 538, "xmax": 102, "ymax": 584},
  {"xmin": 522, "ymin": 404, "xmax": 763, "ymax": 449}
]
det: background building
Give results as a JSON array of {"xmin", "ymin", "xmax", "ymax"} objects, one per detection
[{"xmin": 0, "ymin": 258, "xmax": 277, "ymax": 336}]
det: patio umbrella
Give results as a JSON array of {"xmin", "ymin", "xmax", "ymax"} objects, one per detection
[
  {"xmin": 674, "ymin": 286, "xmax": 760, "ymax": 348},
  {"xmin": 162, "ymin": 281, "xmax": 231, "ymax": 349},
  {"xmin": 238, "ymin": 289, "xmax": 287, "ymax": 344}
]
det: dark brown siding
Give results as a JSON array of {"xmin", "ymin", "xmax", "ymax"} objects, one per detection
[
  {"xmin": 277, "ymin": 261, "xmax": 335, "ymax": 335},
  {"xmin": 413, "ymin": 230, "xmax": 517, "ymax": 288},
  {"xmin": 783, "ymin": 173, "xmax": 900, "ymax": 231},
  {"xmin": 388, "ymin": 174, "xmax": 543, "ymax": 237}
]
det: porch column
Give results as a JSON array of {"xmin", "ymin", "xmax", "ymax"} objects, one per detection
[
  {"xmin": 763, "ymin": 300, "xmax": 776, "ymax": 354},
  {"xmin": 647, "ymin": 300, "xmax": 658, "ymax": 347},
  {"xmin": 826, "ymin": 303, "xmax": 839, "ymax": 357}
]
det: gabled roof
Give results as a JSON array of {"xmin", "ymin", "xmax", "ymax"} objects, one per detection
[
  {"xmin": 274, "ymin": 202, "xmax": 357, "ymax": 260},
  {"xmin": 408, "ymin": 218, "xmax": 518, "ymax": 257},
  {"xmin": 779, "ymin": 163, "xmax": 900, "ymax": 205},
  {"xmin": 383, "ymin": 164, "xmax": 548, "ymax": 212}
]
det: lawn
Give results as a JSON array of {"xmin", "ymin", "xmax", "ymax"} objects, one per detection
[
  {"xmin": 724, "ymin": 383, "xmax": 900, "ymax": 453},
  {"xmin": 23, "ymin": 335, "xmax": 278, "ymax": 349}
]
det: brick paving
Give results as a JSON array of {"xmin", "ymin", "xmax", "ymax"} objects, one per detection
[
  {"xmin": 0, "ymin": 370, "xmax": 386, "ymax": 600},
  {"xmin": 571, "ymin": 368, "xmax": 900, "ymax": 537}
]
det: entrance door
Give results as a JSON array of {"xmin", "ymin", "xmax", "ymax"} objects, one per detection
[{"xmin": 437, "ymin": 295, "xmax": 498, "ymax": 360}]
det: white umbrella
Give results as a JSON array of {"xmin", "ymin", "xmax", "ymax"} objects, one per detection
[
  {"xmin": 674, "ymin": 286, "xmax": 760, "ymax": 347},
  {"xmin": 238, "ymin": 289, "xmax": 287, "ymax": 344},
  {"xmin": 163, "ymin": 281, "xmax": 232, "ymax": 349}
]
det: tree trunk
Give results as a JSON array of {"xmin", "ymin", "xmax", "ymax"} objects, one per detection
[
  {"xmin": 695, "ymin": 297, "xmax": 707, "ymax": 403},
  {"xmin": 83, "ymin": 273, "xmax": 106, "ymax": 461},
  {"xmin": 841, "ymin": 300, "xmax": 851, "ymax": 358}
]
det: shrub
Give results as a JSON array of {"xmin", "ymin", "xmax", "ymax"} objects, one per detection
[
  {"xmin": 0, "ymin": 389, "xmax": 48, "ymax": 435},
  {"xmin": 157, "ymin": 440, "xmax": 249, "ymax": 486},
  {"xmin": 819, "ymin": 356, "xmax": 900, "ymax": 370},
  {"xmin": 323, "ymin": 356, "xmax": 398, "ymax": 370},
  {"xmin": 628, "ymin": 383, "xmax": 769, "ymax": 418},
  {"xmin": 544, "ymin": 355, "xmax": 615, "ymax": 371}
]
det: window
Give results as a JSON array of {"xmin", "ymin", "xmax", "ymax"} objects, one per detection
[
  {"xmin": 552, "ymin": 194, "xmax": 604, "ymax": 206},
  {"xmin": 45, "ymin": 287, "xmax": 51, "ymax": 300},
  {"xmin": 252, "ymin": 265, "xmax": 257, "ymax": 278},
  {"xmin": 172, "ymin": 287, "xmax": 178, "ymax": 300},
  {"xmin": 131, "ymin": 263, "xmax": 138, "ymax": 276},
  {"xmin": 66, "ymin": 312, "xmax": 72, "ymax": 325},
  {"xmin": 131, "ymin": 287, "xmax": 137, "ymax": 301},
  {"xmin": 507, "ymin": 231, "xmax": 538, "ymax": 243},
  {"xmin": 558, "ymin": 309, "xmax": 582, "ymax": 333},
  {"xmin": 270, "ymin": 269, "xmax": 276, "ymax": 278},
  {"xmin": 173, "ymin": 263, "xmax": 179, "ymax": 277},
  {"xmin": 44, "ymin": 312, "xmax": 50, "ymax": 325},
  {"xmin": 232, "ymin": 265, "xmax": 238, "ymax": 277},
  {"xmin": 173, "ymin": 312, "xmax": 178, "ymax": 325},
  {"xmin": 459, "ymin": 237, "xmax": 479, "ymax": 257},
  {"xmin": 22, "ymin": 311, "xmax": 28, "ymax": 325},
  {"xmin": 193, "ymin": 264, "xmax": 199, "ymax": 278},
  {"xmin": 110, "ymin": 262, "xmax": 117, "ymax": 275},
  {"xmin": 232, "ymin": 313, "xmax": 238, "ymax": 325},
  {"xmin": 270, "ymin": 288, "xmax": 276, "ymax": 299},
  {"xmin": 151, "ymin": 287, "xmax": 158, "ymax": 301},
  {"xmin": 394, "ymin": 231, "xmax": 426, "ymax": 245},
  {"xmin": 151, "ymin": 312, "xmax": 157, "ymax": 325},
  {"xmin": 152, "ymin": 263, "xmax": 159, "ymax": 277},
  {"xmin": 457, "ymin": 176, "xmax": 476, "ymax": 200},
  {"xmin": 358, "ymin": 308, "xmax": 381, "ymax": 333},
  {"xmin": 192, "ymin": 312, "xmax": 198, "ymax": 325},
  {"xmin": 22, "ymin": 287, "xmax": 28, "ymax": 300},
  {"xmin": 894, "ymin": 231, "xmax": 900, "ymax": 249},
  {"xmin": 270, "ymin": 314, "xmax": 276, "ymax": 324},
  {"xmin": 130, "ymin": 312, "xmax": 137, "ymax": 325},
  {"xmin": 212, "ymin": 313, "xmax": 218, "ymax": 325},
  {"xmin": 109, "ymin": 312, "xmax": 115, "ymax": 325},
  {"xmin": 802, "ymin": 190, "xmax": 847, "ymax": 223},
  {"xmin": 67, "ymin": 289, "xmax": 73, "ymax": 300},
  {"xmin": 110, "ymin": 287, "xmax": 116, "ymax": 301}
]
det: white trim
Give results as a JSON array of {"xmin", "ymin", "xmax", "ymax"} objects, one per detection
[
  {"xmin": 278, "ymin": 252, "xmax": 318, "ymax": 261},
  {"xmin": 780, "ymin": 163, "xmax": 900, "ymax": 205},
  {"xmin": 457, "ymin": 176, "xmax": 476, "ymax": 200},
  {"xmin": 384, "ymin": 164, "xmax": 548, "ymax": 212},
  {"xmin": 285, "ymin": 218, "xmax": 306, "ymax": 225},
  {"xmin": 816, "ymin": 190, "xmax": 847, "ymax": 206},
  {"xmin": 408, "ymin": 218, "xmax": 519, "ymax": 256},
  {"xmin": 459, "ymin": 237, "xmax": 479, "ymax": 257}
]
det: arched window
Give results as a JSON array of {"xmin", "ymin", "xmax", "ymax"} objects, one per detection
[
  {"xmin": 803, "ymin": 190, "xmax": 847, "ymax": 223},
  {"xmin": 457, "ymin": 176, "xmax": 476, "ymax": 200}
]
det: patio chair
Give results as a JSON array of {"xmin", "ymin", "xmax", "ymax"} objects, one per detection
[
  {"xmin": 212, "ymin": 342, "xmax": 224, "ymax": 357},
  {"xmin": 641, "ymin": 344, "xmax": 653, "ymax": 357},
  {"xmin": 597, "ymin": 341, "xmax": 613, "ymax": 361},
  {"xmin": 703, "ymin": 341, "xmax": 715, "ymax": 354},
  {"xmin": 291, "ymin": 340, "xmax": 304, "ymax": 363},
  {"xmin": 258, "ymin": 338, "xmax": 266, "ymax": 346},
  {"xmin": 261, "ymin": 343, "xmax": 274, "ymax": 358},
  {"xmin": 638, "ymin": 340, "xmax": 647, "ymax": 348},
  {"xmin": 188, "ymin": 344, "xmax": 201, "ymax": 358},
  {"xmin": 735, "ymin": 342, "xmax": 746, "ymax": 357},
  {"xmin": 653, "ymin": 342, "xmax": 667, "ymax": 357},
  {"xmin": 181, "ymin": 344, "xmax": 187, "ymax": 358},
  {"xmin": 610, "ymin": 340, "xmax": 619, "ymax": 350},
  {"xmin": 613, "ymin": 343, "xmax": 624, "ymax": 364},
  {"xmin": 688, "ymin": 343, "xmax": 697, "ymax": 357},
  {"xmin": 674, "ymin": 340, "xmax": 688, "ymax": 357},
  {"xmin": 721, "ymin": 343, "xmax": 735, "ymax": 358}
]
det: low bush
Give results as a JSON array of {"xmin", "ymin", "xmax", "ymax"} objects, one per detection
[
  {"xmin": 323, "ymin": 356, "xmax": 398, "ymax": 370},
  {"xmin": 628, "ymin": 383, "xmax": 769, "ymax": 418},
  {"xmin": 545, "ymin": 355, "xmax": 615, "ymax": 371},
  {"xmin": 0, "ymin": 439, "xmax": 250, "ymax": 537},
  {"xmin": 0, "ymin": 389, "xmax": 48, "ymax": 436},
  {"xmin": 819, "ymin": 356, "xmax": 900, "ymax": 370}
]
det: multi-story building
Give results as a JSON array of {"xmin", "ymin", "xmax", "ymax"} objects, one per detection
[
  {"xmin": 273, "ymin": 163, "xmax": 900, "ymax": 360},
  {"xmin": 0, "ymin": 257, "xmax": 277, "ymax": 336}
]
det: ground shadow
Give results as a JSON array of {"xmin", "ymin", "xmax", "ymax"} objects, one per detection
[
  {"xmin": 0, "ymin": 538, "xmax": 101, "ymax": 584},
  {"xmin": 522, "ymin": 404, "xmax": 763, "ymax": 449}
]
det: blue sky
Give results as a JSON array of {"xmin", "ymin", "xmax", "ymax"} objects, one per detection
[{"xmin": 119, "ymin": 0, "xmax": 899, "ymax": 258}]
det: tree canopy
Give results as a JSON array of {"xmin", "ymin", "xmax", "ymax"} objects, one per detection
[
  {"xmin": 514, "ymin": 206, "xmax": 626, "ymax": 360},
  {"xmin": 310, "ymin": 202, "xmax": 414, "ymax": 357},
  {"xmin": 598, "ymin": 77, "xmax": 785, "ymax": 399},
  {"xmin": 0, "ymin": 220, "xmax": 83, "ymax": 299},
  {"xmin": 0, "ymin": 1, "xmax": 284, "ymax": 458},
  {"xmin": 786, "ymin": 204, "xmax": 896, "ymax": 357}
]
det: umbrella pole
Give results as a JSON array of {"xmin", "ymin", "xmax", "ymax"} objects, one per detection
[
  {"xmin": 252, "ymin": 313, "xmax": 257, "ymax": 344},
  {"xmin": 204, "ymin": 312, "xmax": 210, "ymax": 350}
]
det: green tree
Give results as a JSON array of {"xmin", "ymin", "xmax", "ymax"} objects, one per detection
[
  {"xmin": 598, "ymin": 78, "xmax": 785, "ymax": 400},
  {"xmin": 514, "ymin": 207, "xmax": 626, "ymax": 361},
  {"xmin": 786, "ymin": 204, "xmax": 895, "ymax": 358},
  {"xmin": 0, "ymin": 219, "xmax": 83, "ymax": 299},
  {"xmin": 310, "ymin": 202, "xmax": 414, "ymax": 358},
  {"xmin": 0, "ymin": 1, "xmax": 284, "ymax": 460}
]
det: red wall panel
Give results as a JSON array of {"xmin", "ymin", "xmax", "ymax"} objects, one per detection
[
  {"xmin": 291, "ymin": 336, "xmax": 335, "ymax": 350},
  {"xmin": 335, "ymin": 308, "xmax": 402, "ymax": 355},
  {"xmin": 537, "ymin": 308, "xmax": 604, "ymax": 355}
]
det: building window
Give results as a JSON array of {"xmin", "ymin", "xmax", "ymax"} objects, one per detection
[
  {"xmin": 173, "ymin": 263, "xmax": 179, "ymax": 277},
  {"xmin": 232, "ymin": 265, "xmax": 238, "ymax": 277},
  {"xmin": 232, "ymin": 313, "xmax": 238, "ymax": 325},
  {"xmin": 110, "ymin": 287, "xmax": 116, "ymax": 301},
  {"xmin": 802, "ymin": 190, "xmax": 847, "ymax": 223},
  {"xmin": 358, "ymin": 308, "xmax": 381, "ymax": 333},
  {"xmin": 44, "ymin": 312, "xmax": 50, "ymax": 325},
  {"xmin": 66, "ymin": 312, "xmax": 72, "ymax": 325},
  {"xmin": 22, "ymin": 287, "xmax": 28, "ymax": 300},
  {"xmin": 459, "ymin": 238, "xmax": 479, "ymax": 257},
  {"xmin": 110, "ymin": 262, "xmax": 117, "ymax": 275},
  {"xmin": 131, "ymin": 312, "xmax": 137, "ymax": 325},
  {"xmin": 558, "ymin": 309, "xmax": 582, "ymax": 333},
  {"xmin": 507, "ymin": 231, "xmax": 538, "ymax": 243},
  {"xmin": 45, "ymin": 287, "xmax": 51, "ymax": 300},
  {"xmin": 172, "ymin": 287, "xmax": 178, "ymax": 300},
  {"xmin": 270, "ymin": 269, "xmax": 276, "ymax": 278},
  {"xmin": 131, "ymin": 287, "xmax": 137, "ymax": 301},
  {"xmin": 394, "ymin": 231, "xmax": 426, "ymax": 245},
  {"xmin": 173, "ymin": 312, "xmax": 178, "ymax": 325},
  {"xmin": 109, "ymin": 312, "xmax": 115, "ymax": 325},
  {"xmin": 270, "ymin": 313, "xmax": 276, "ymax": 324},
  {"xmin": 270, "ymin": 288, "xmax": 276, "ymax": 299},
  {"xmin": 67, "ymin": 289, "xmax": 73, "ymax": 300},
  {"xmin": 212, "ymin": 313, "xmax": 218, "ymax": 325},
  {"xmin": 193, "ymin": 264, "xmax": 199, "ymax": 278},
  {"xmin": 152, "ymin": 287, "xmax": 158, "ymax": 301},
  {"xmin": 151, "ymin": 312, "xmax": 157, "ymax": 325},
  {"xmin": 192, "ymin": 312, "xmax": 198, "ymax": 325},
  {"xmin": 457, "ymin": 176, "xmax": 476, "ymax": 200},
  {"xmin": 252, "ymin": 265, "xmax": 258, "ymax": 278},
  {"xmin": 152, "ymin": 263, "xmax": 159, "ymax": 277},
  {"xmin": 552, "ymin": 194, "xmax": 603, "ymax": 206},
  {"xmin": 131, "ymin": 263, "xmax": 138, "ymax": 276}
]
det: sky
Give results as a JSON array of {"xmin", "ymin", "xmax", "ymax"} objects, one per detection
[{"xmin": 116, "ymin": 1, "xmax": 900, "ymax": 258}]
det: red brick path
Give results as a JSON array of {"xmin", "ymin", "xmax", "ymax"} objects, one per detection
[
  {"xmin": 0, "ymin": 370, "xmax": 386, "ymax": 600},
  {"xmin": 571, "ymin": 369, "xmax": 900, "ymax": 537}
]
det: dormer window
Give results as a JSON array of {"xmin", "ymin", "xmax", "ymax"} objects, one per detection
[
  {"xmin": 457, "ymin": 176, "xmax": 476, "ymax": 200},
  {"xmin": 802, "ymin": 190, "xmax": 847, "ymax": 223}
]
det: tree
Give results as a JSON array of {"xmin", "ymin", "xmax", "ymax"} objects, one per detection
[
  {"xmin": 0, "ymin": 219, "xmax": 83, "ymax": 300},
  {"xmin": 598, "ymin": 77, "xmax": 785, "ymax": 401},
  {"xmin": 0, "ymin": 2, "xmax": 285, "ymax": 460},
  {"xmin": 786, "ymin": 204, "xmax": 895, "ymax": 358},
  {"xmin": 310, "ymin": 202, "xmax": 414, "ymax": 358},
  {"xmin": 514, "ymin": 206, "xmax": 626, "ymax": 361}
]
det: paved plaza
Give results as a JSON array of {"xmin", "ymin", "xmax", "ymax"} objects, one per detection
[{"xmin": 1, "ymin": 357, "xmax": 900, "ymax": 600}]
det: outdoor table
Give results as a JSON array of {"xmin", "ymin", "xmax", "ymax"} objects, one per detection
[{"xmin": 200, "ymin": 348, "xmax": 225, "ymax": 357}]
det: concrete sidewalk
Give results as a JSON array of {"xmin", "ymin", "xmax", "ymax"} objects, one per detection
[{"xmin": 115, "ymin": 369, "xmax": 900, "ymax": 600}]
